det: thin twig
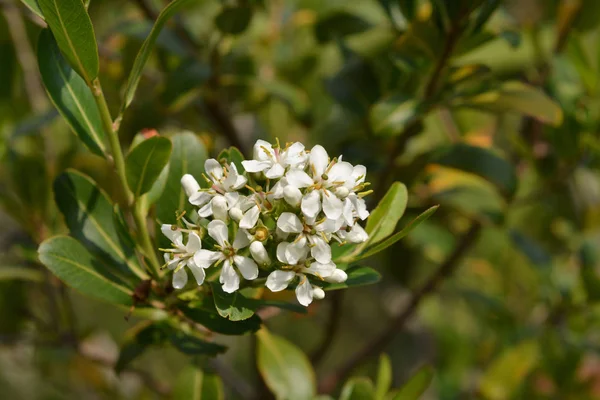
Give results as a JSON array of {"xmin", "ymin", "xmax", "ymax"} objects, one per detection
[
  {"xmin": 318, "ymin": 221, "xmax": 482, "ymax": 393},
  {"xmin": 310, "ymin": 291, "xmax": 343, "ymax": 366}
]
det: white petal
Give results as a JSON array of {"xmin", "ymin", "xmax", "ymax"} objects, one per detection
[
  {"xmin": 265, "ymin": 163, "xmax": 285, "ymax": 179},
  {"xmin": 275, "ymin": 227, "xmax": 289, "ymax": 241},
  {"xmin": 197, "ymin": 201, "xmax": 214, "ymax": 217},
  {"xmin": 172, "ymin": 268, "xmax": 188, "ymax": 289},
  {"xmin": 276, "ymin": 242, "xmax": 291, "ymax": 264},
  {"xmin": 283, "ymin": 185, "xmax": 302, "ymax": 207},
  {"xmin": 266, "ymin": 270, "xmax": 295, "ymax": 292},
  {"xmin": 185, "ymin": 232, "xmax": 202, "ymax": 253},
  {"xmin": 233, "ymin": 229, "xmax": 252, "ymax": 250},
  {"xmin": 351, "ymin": 164, "xmax": 367, "ymax": 186},
  {"xmin": 205, "ymin": 158, "xmax": 223, "ymax": 181},
  {"xmin": 242, "ymin": 159, "xmax": 271, "ymax": 173},
  {"xmin": 254, "ymin": 139, "xmax": 275, "ymax": 161},
  {"xmin": 301, "ymin": 190, "xmax": 321, "ymax": 218},
  {"xmin": 346, "ymin": 224, "xmax": 369, "ymax": 243},
  {"xmin": 165, "ymin": 257, "xmax": 180, "ymax": 270},
  {"xmin": 187, "ymin": 260, "xmax": 206, "ymax": 285},
  {"xmin": 324, "ymin": 269, "xmax": 348, "ymax": 283},
  {"xmin": 306, "ymin": 261, "xmax": 336, "ymax": 278},
  {"xmin": 310, "ymin": 236, "xmax": 332, "ymax": 264},
  {"xmin": 313, "ymin": 287, "xmax": 325, "ymax": 300},
  {"xmin": 276, "ymin": 212, "xmax": 304, "ymax": 233},
  {"xmin": 161, "ymin": 224, "xmax": 183, "ymax": 247},
  {"xmin": 181, "ymin": 174, "xmax": 200, "ymax": 197},
  {"xmin": 212, "ymin": 196, "xmax": 229, "ymax": 222},
  {"xmin": 281, "ymin": 142, "xmax": 306, "ymax": 167},
  {"xmin": 285, "ymin": 236, "xmax": 309, "ymax": 265},
  {"xmin": 285, "ymin": 170, "xmax": 314, "ymax": 188},
  {"xmin": 310, "ymin": 145, "xmax": 329, "ymax": 177},
  {"xmin": 220, "ymin": 260, "xmax": 240, "ymax": 293},
  {"xmin": 189, "ymin": 191, "xmax": 212, "ymax": 207},
  {"xmin": 350, "ymin": 194, "xmax": 369, "ymax": 220},
  {"xmin": 269, "ymin": 179, "xmax": 286, "ymax": 199},
  {"xmin": 233, "ymin": 255, "xmax": 258, "ymax": 280},
  {"xmin": 230, "ymin": 207, "xmax": 244, "ymax": 221},
  {"xmin": 342, "ymin": 198, "xmax": 354, "ymax": 225},
  {"xmin": 295, "ymin": 276, "xmax": 313, "ymax": 306},
  {"xmin": 193, "ymin": 249, "xmax": 222, "ymax": 268},
  {"xmin": 250, "ymin": 241, "xmax": 271, "ymax": 265},
  {"xmin": 224, "ymin": 191, "xmax": 240, "ymax": 208},
  {"xmin": 322, "ymin": 190, "xmax": 343, "ymax": 220},
  {"xmin": 239, "ymin": 205, "xmax": 260, "ymax": 229},
  {"xmin": 208, "ymin": 220, "xmax": 229, "ymax": 247},
  {"xmin": 223, "ymin": 163, "xmax": 247, "ymax": 190},
  {"xmin": 327, "ymin": 161, "xmax": 353, "ymax": 184}
]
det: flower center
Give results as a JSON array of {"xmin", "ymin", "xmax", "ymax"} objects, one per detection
[
  {"xmin": 222, "ymin": 247, "xmax": 235, "ymax": 258},
  {"xmin": 255, "ymin": 227, "xmax": 269, "ymax": 241}
]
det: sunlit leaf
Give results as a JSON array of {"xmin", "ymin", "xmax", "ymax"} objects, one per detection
[
  {"xmin": 340, "ymin": 377, "xmax": 375, "ymax": 400},
  {"xmin": 19, "ymin": 0, "xmax": 44, "ymax": 20},
  {"xmin": 320, "ymin": 266, "xmax": 381, "ymax": 291},
  {"xmin": 125, "ymin": 136, "xmax": 172, "ymax": 198},
  {"xmin": 375, "ymin": 354, "xmax": 392, "ymax": 400},
  {"xmin": 366, "ymin": 182, "xmax": 408, "ymax": 246},
  {"xmin": 173, "ymin": 365, "xmax": 224, "ymax": 400},
  {"xmin": 390, "ymin": 366, "xmax": 434, "ymax": 400},
  {"xmin": 181, "ymin": 303, "xmax": 262, "ymax": 335}
]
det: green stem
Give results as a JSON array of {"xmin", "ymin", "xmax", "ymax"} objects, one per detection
[{"xmin": 90, "ymin": 78, "xmax": 161, "ymax": 278}]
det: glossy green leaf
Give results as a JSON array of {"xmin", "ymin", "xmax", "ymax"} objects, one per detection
[
  {"xmin": 19, "ymin": 0, "xmax": 44, "ymax": 20},
  {"xmin": 430, "ymin": 144, "xmax": 518, "ymax": 198},
  {"xmin": 370, "ymin": 95, "xmax": 420, "ymax": 137},
  {"xmin": 215, "ymin": 5, "xmax": 252, "ymax": 35},
  {"xmin": 320, "ymin": 266, "xmax": 381, "ymax": 291},
  {"xmin": 122, "ymin": 0, "xmax": 196, "ymax": 113},
  {"xmin": 314, "ymin": 11, "xmax": 372, "ymax": 43},
  {"xmin": 156, "ymin": 132, "xmax": 207, "ymax": 224},
  {"xmin": 54, "ymin": 170, "xmax": 145, "ymax": 282},
  {"xmin": 391, "ymin": 366, "xmax": 434, "ymax": 400},
  {"xmin": 38, "ymin": 30, "xmax": 106, "ymax": 156},
  {"xmin": 480, "ymin": 341, "xmax": 539, "ymax": 400},
  {"xmin": 340, "ymin": 377, "xmax": 375, "ymax": 400},
  {"xmin": 0, "ymin": 267, "xmax": 44, "ymax": 283},
  {"xmin": 365, "ymin": 182, "xmax": 408, "ymax": 246},
  {"xmin": 456, "ymin": 81, "xmax": 563, "ymax": 127},
  {"xmin": 38, "ymin": 0, "xmax": 98, "ymax": 83},
  {"xmin": 180, "ymin": 304, "xmax": 262, "ymax": 335},
  {"xmin": 173, "ymin": 365, "xmax": 224, "ymax": 400},
  {"xmin": 353, "ymin": 206, "xmax": 439, "ymax": 262},
  {"xmin": 38, "ymin": 235, "xmax": 133, "ymax": 306},
  {"xmin": 375, "ymin": 354, "xmax": 392, "ymax": 400},
  {"xmin": 125, "ymin": 136, "xmax": 172, "ymax": 198},
  {"xmin": 257, "ymin": 328, "xmax": 316, "ymax": 400},
  {"xmin": 211, "ymin": 282, "xmax": 255, "ymax": 321},
  {"xmin": 168, "ymin": 330, "xmax": 226, "ymax": 356},
  {"xmin": 115, "ymin": 321, "xmax": 168, "ymax": 373}
]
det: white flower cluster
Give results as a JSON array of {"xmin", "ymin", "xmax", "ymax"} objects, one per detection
[{"xmin": 160, "ymin": 140, "xmax": 371, "ymax": 306}]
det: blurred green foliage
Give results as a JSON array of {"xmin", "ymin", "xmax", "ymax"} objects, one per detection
[{"xmin": 2, "ymin": 0, "xmax": 600, "ymax": 399}]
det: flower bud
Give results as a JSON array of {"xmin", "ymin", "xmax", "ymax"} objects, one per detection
[
  {"xmin": 181, "ymin": 174, "xmax": 200, "ymax": 197},
  {"xmin": 283, "ymin": 185, "xmax": 302, "ymax": 207},
  {"xmin": 212, "ymin": 196, "xmax": 229, "ymax": 222},
  {"xmin": 229, "ymin": 207, "xmax": 243, "ymax": 222},
  {"xmin": 250, "ymin": 241, "xmax": 271, "ymax": 265},
  {"xmin": 335, "ymin": 186, "xmax": 349, "ymax": 198},
  {"xmin": 313, "ymin": 287, "xmax": 325, "ymax": 300},
  {"xmin": 324, "ymin": 269, "xmax": 347, "ymax": 283}
]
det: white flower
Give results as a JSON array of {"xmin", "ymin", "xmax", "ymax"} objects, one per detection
[
  {"xmin": 265, "ymin": 242, "xmax": 346, "ymax": 306},
  {"xmin": 276, "ymin": 212, "xmax": 341, "ymax": 264},
  {"xmin": 336, "ymin": 223, "xmax": 369, "ymax": 244},
  {"xmin": 284, "ymin": 145, "xmax": 369, "ymax": 221},
  {"xmin": 187, "ymin": 159, "xmax": 247, "ymax": 218},
  {"xmin": 242, "ymin": 140, "xmax": 307, "ymax": 179},
  {"xmin": 193, "ymin": 220, "xmax": 258, "ymax": 293},
  {"xmin": 249, "ymin": 241, "xmax": 271, "ymax": 266},
  {"xmin": 161, "ymin": 225, "xmax": 206, "ymax": 289}
]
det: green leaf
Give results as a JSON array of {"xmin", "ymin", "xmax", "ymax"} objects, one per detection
[
  {"xmin": 365, "ymin": 182, "xmax": 408, "ymax": 246},
  {"xmin": 430, "ymin": 144, "xmax": 518, "ymax": 198},
  {"xmin": 340, "ymin": 377, "xmax": 375, "ymax": 400},
  {"xmin": 320, "ymin": 266, "xmax": 381, "ymax": 291},
  {"xmin": 116, "ymin": 321, "xmax": 168, "ymax": 373},
  {"xmin": 455, "ymin": 81, "xmax": 563, "ymax": 127},
  {"xmin": 375, "ymin": 354, "xmax": 392, "ymax": 400},
  {"xmin": 156, "ymin": 132, "xmax": 207, "ymax": 224},
  {"xmin": 19, "ymin": 0, "xmax": 44, "ymax": 20},
  {"xmin": 173, "ymin": 365, "xmax": 225, "ymax": 400},
  {"xmin": 391, "ymin": 366, "xmax": 434, "ymax": 400},
  {"xmin": 218, "ymin": 146, "xmax": 246, "ymax": 172},
  {"xmin": 125, "ymin": 136, "xmax": 172, "ymax": 198},
  {"xmin": 168, "ymin": 330, "xmax": 226, "ymax": 356},
  {"xmin": 479, "ymin": 341, "xmax": 539, "ymax": 400},
  {"xmin": 38, "ymin": 30, "xmax": 106, "ymax": 156},
  {"xmin": 210, "ymin": 282, "xmax": 255, "ymax": 321},
  {"xmin": 353, "ymin": 206, "xmax": 439, "ymax": 261},
  {"xmin": 314, "ymin": 11, "xmax": 372, "ymax": 43},
  {"xmin": 38, "ymin": 0, "xmax": 98, "ymax": 83},
  {"xmin": 121, "ymin": 0, "xmax": 196, "ymax": 113},
  {"xmin": 38, "ymin": 235, "xmax": 133, "ymax": 306},
  {"xmin": 0, "ymin": 266, "xmax": 44, "ymax": 283},
  {"xmin": 370, "ymin": 95, "xmax": 420, "ymax": 137},
  {"xmin": 181, "ymin": 304, "xmax": 262, "ymax": 335},
  {"xmin": 215, "ymin": 5, "xmax": 253, "ymax": 35},
  {"xmin": 54, "ymin": 170, "xmax": 145, "ymax": 282},
  {"xmin": 257, "ymin": 328, "xmax": 316, "ymax": 400}
]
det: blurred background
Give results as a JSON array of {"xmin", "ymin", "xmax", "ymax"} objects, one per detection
[{"xmin": 2, "ymin": 0, "xmax": 600, "ymax": 398}]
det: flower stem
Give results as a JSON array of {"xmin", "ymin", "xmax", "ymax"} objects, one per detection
[{"xmin": 90, "ymin": 78, "xmax": 161, "ymax": 278}]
